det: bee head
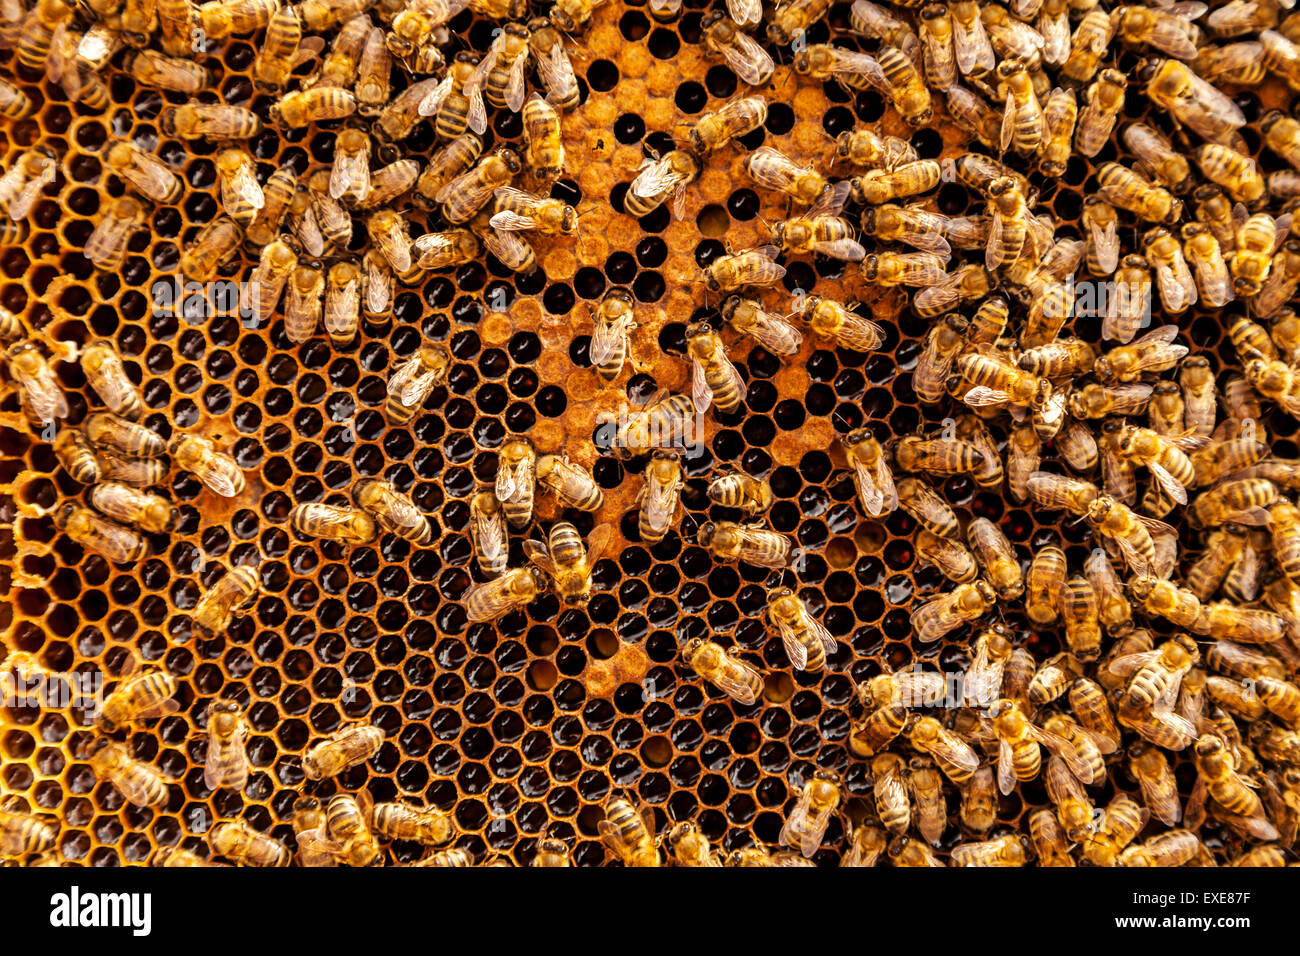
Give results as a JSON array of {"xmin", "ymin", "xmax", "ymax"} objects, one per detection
[{"xmin": 696, "ymin": 521, "xmax": 717, "ymax": 546}]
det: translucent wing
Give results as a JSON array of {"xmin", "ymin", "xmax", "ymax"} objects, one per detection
[
  {"xmin": 506, "ymin": 52, "xmax": 529, "ymax": 112},
  {"xmin": 720, "ymin": 32, "xmax": 773, "ymax": 87},
  {"xmin": 13, "ymin": 361, "xmax": 67, "ymax": 421},
  {"xmin": 330, "ymin": 150, "xmax": 369, "ymax": 203},
  {"xmin": 1030, "ymin": 723, "xmax": 1096, "ymax": 785},
  {"xmin": 585, "ymin": 524, "xmax": 614, "ymax": 564},
  {"xmin": 1087, "ymin": 215, "xmax": 1119, "ymax": 274},
  {"xmin": 9, "ymin": 162, "xmax": 53, "ymax": 221},
  {"xmin": 642, "ymin": 473, "xmax": 680, "ymax": 535},
  {"xmin": 810, "ymin": 237, "xmax": 868, "ymax": 261},
  {"xmin": 775, "ymin": 615, "xmax": 809, "ymax": 670},
  {"xmin": 490, "ymin": 209, "xmax": 538, "ymax": 232},
  {"xmin": 808, "ymin": 180, "xmax": 853, "ymax": 218},
  {"xmin": 228, "ymin": 164, "xmax": 266, "ymax": 209},
  {"xmin": 523, "ymin": 538, "xmax": 557, "ymax": 575},
  {"xmin": 690, "ymin": 357, "xmax": 713, "ymax": 413},
  {"xmin": 963, "ymin": 386, "xmax": 1012, "ymax": 407},
  {"xmin": 1105, "ymin": 648, "xmax": 1161, "ymax": 681},
  {"xmin": 891, "ymin": 205, "xmax": 952, "ymax": 255},
  {"xmin": 466, "ymin": 78, "xmax": 487, "ymax": 135},
  {"xmin": 1148, "ymin": 462, "xmax": 1188, "ymax": 505},
  {"xmin": 747, "ymin": 310, "xmax": 803, "ymax": 355},
  {"xmin": 1000, "ymin": 90, "xmax": 1016, "ymax": 154},
  {"xmin": 986, "ymin": 204, "xmax": 1005, "ymax": 273},
  {"xmin": 727, "ymin": 0, "xmax": 761, "ymax": 25},
  {"xmin": 853, "ymin": 456, "xmax": 885, "ymax": 516},
  {"xmin": 365, "ymin": 259, "xmax": 393, "ymax": 314},
  {"xmin": 631, "ymin": 157, "xmax": 678, "ymax": 199},
  {"xmin": 1155, "ymin": 258, "xmax": 1196, "ymax": 313},
  {"xmin": 1147, "ymin": 13, "xmax": 1200, "ymax": 58},
  {"xmin": 996, "ymin": 737, "xmax": 1016, "ymax": 795},
  {"xmin": 830, "ymin": 48, "xmax": 890, "ymax": 93},
  {"xmin": 497, "ymin": 458, "xmax": 534, "ymax": 504},
  {"xmin": 806, "ymin": 609, "xmax": 837, "ymax": 655},
  {"xmin": 539, "ymin": 45, "xmax": 578, "ymax": 106},
  {"xmin": 417, "ymin": 74, "xmax": 455, "ymax": 117},
  {"xmin": 472, "ymin": 505, "xmax": 507, "ymax": 566}
]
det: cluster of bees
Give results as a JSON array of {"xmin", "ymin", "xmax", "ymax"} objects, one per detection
[{"xmin": 5, "ymin": 0, "xmax": 1300, "ymax": 866}]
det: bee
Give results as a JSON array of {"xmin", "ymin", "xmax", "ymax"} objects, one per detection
[
  {"xmin": 290, "ymin": 795, "xmax": 338, "ymax": 867},
  {"xmin": 491, "ymin": 187, "xmax": 577, "ymax": 237},
  {"xmin": 1120, "ymin": 829, "xmax": 1210, "ymax": 867},
  {"xmin": 96, "ymin": 662, "xmax": 179, "ymax": 735},
  {"xmin": 53, "ymin": 502, "xmax": 146, "ymax": 564},
  {"xmin": 1144, "ymin": 57, "xmax": 1247, "ymax": 147},
  {"xmin": 636, "ymin": 451, "xmax": 683, "ymax": 545},
  {"xmin": 851, "ymin": 161, "xmax": 943, "ymax": 206},
  {"xmin": 1032, "ymin": 86, "xmax": 1077, "ymax": 177},
  {"xmin": 599, "ymin": 794, "xmax": 659, "ymax": 867},
  {"xmin": 701, "ymin": 10, "xmax": 773, "ymax": 86},
  {"xmin": 1196, "ymin": 143, "xmax": 1266, "ymax": 206},
  {"xmin": 352, "ymin": 478, "xmax": 429, "ymax": 545},
  {"xmin": 1026, "ymin": 471, "xmax": 1100, "ymax": 516},
  {"xmin": 527, "ymin": 17, "xmax": 579, "ymax": 109},
  {"xmin": 957, "ymin": 350, "xmax": 1052, "ymax": 416},
  {"xmin": 793, "ymin": 43, "xmax": 887, "ymax": 95},
  {"xmin": 766, "ymin": 587, "xmax": 836, "ymax": 671},
  {"xmin": 270, "ymin": 87, "xmax": 357, "ymax": 128},
  {"xmin": 702, "ymin": 245, "xmax": 786, "ymax": 294},
  {"xmin": 850, "ymin": 675, "xmax": 915, "ymax": 758},
  {"xmin": 910, "ymin": 716, "xmax": 981, "ymax": 785},
  {"xmin": 103, "ymin": 143, "xmax": 181, "ymax": 206},
  {"xmin": 1004, "ymin": 419, "xmax": 1042, "ymax": 504},
  {"xmin": 1112, "ymin": 632, "xmax": 1199, "ymax": 716},
  {"xmin": 1072, "ymin": 69, "xmax": 1126, "ymax": 160},
  {"xmin": 626, "ymin": 149, "xmax": 700, "ymax": 220},
  {"xmin": 171, "ymin": 433, "xmax": 245, "ymax": 498},
  {"xmin": 1264, "ymin": 109, "xmax": 1300, "ymax": 173},
  {"xmin": 0, "ymin": 152, "xmax": 57, "ymax": 230},
  {"xmin": 916, "ymin": 4, "xmax": 957, "ymax": 92},
  {"xmin": 250, "ymin": 6, "xmax": 310, "ymax": 92},
  {"xmin": 160, "ymin": 102, "xmax": 262, "ymax": 141},
  {"xmin": 1097, "ymin": 163, "xmax": 1182, "ymax": 225},
  {"xmin": 321, "ymin": 260, "xmax": 360, "ymax": 345},
  {"xmin": 496, "ymin": 436, "xmax": 536, "ymax": 527},
  {"xmin": 247, "ymin": 238, "xmax": 298, "ymax": 326},
  {"xmin": 909, "ymin": 315, "xmax": 968, "ymax": 406},
  {"xmin": 363, "ymin": 210, "xmax": 410, "ymax": 277},
  {"xmin": 411, "ymin": 229, "xmax": 480, "ymax": 271},
  {"xmin": 82, "ymin": 195, "xmax": 147, "ymax": 272},
  {"xmin": 1192, "ymin": 475, "xmax": 1279, "ymax": 528},
  {"xmin": 706, "ymin": 468, "xmax": 772, "ymax": 516},
  {"xmin": 955, "ymin": 766, "xmax": 998, "ymax": 840},
  {"xmin": 530, "ymin": 837, "xmax": 573, "ymax": 867},
  {"xmin": 799, "ymin": 295, "xmax": 885, "ymax": 352},
  {"xmin": 951, "ymin": 834, "xmax": 1031, "ymax": 867},
  {"xmin": 526, "ymin": 522, "xmax": 613, "ymax": 606},
  {"xmin": 612, "ymin": 390, "xmax": 697, "ymax": 460},
  {"xmin": 549, "ymin": 0, "xmax": 609, "ymax": 32},
  {"xmin": 472, "ymin": 21, "xmax": 529, "ymax": 114},
  {"xmin": 97, "ymin": 450, "xmax": 166, "ymax": 487},
  {"xmin": 992, "ymin": 57, "xmax": 1042, "ymax": 156},
  {"xmin": 915, "ymin": 527, "xmax": 978, "ymax": 583},
  {"xmin": 1180, "ymin": 223, "xmax": 1234, "ymax": 308},
  {"xmin": 461, "ymin": 489, "xmax": 508, "ymax": 578},
  {"xmin": 681, "ymin": 636, "xmax": 763, "ymax": 705},
  {"xmin": 913, "ymin": 263, "xmax": 992, "ymax": 318},
  {"xmin": 914, "ymin": 580, "xmax": 996, "ymax": 643},
  {"xmin": 190, "ymin": 565, "xmax": 259, "ymax": 640},
  {"xmin": 766, "ymin": 0, "xmax": 832, "ymax": 43},
  {"xmin": 375, "ymin": 77, "xmax": 443, "ymax": 143},
  {"xmin": 1206, "ymin": 639, "xmax": 1287, "ymax": 681},
  {"xmin": 324, "ymin": 792, "xmax": 382, "ymax": 867},
  {"xmin": 1096, "ymin": 254, "xmax": 1151, "ymax": 344},
  {"xmin": 989, "ymin": 698, "xmax": 1094, "ymax": 793},
  {"xmin": 664, "ymin": 822, "xmax": 720, "ymax": 868},
  {"xmin": 353, "ymin": 26, "xmax": 391, "ymax": 114},
  {"xmin": 438, "ymin": 149, "xmax": 520, "ymax": 226},
  {"xmin": 1028, "ymin": 809, "xmax": 1074, "ymax": 867},
  {"xmin": 744, "ymin": 146, "xmax": 838, "ymax": 210},
  {"xmin": 211, "ymin": 148, "xmax": 265, "ymax": 230},
  {"xmin": 519, "ymin": 93, "xmax": 565, "ymax": 183},
  {"xmin": 1192, "ymin": 734, "xmax": 1273, "ymax": 834},
  {"xmin": 871, "ymin": 753, "xmax": 912, "ymax": 836},
  {"xmin": 780, "ymin": 770, "xmax": 841, "ymax": 858},
  {"xmin": 1118, "ymin": 124, "xmax": 1191, "ymax": 199},
  {"xmin": 54, "ymin": 430, "xmax": 100, "ymax": 484},
  {"xmin": 283, "ymin": 264, "xmax": 324, "ymax": 344},
  {"xmin": 1114, "ymin": 424, "xmax": 1202, "ymax": 505},
  {"xmin": 684, "ymin": 323, "xmax": 747, "ymax": 414},
  {"xmin": 699, "ymin": 521, "xmax": 793, "ymax": 569},
  {"xmin": 417, "ymin": 136, "xmax": 483, "ymax": 210},
  {"xmin": 88, "ymin": 482, "xmax": 177, "ymax": 535},
  {"xmin": 290, "ymin": 502, "xmax": 376, "ymax": 545},
  {"xmin": 300, "ymin": 722, "xmax": 384, "ymax": 782},
  {"xmin": 1056, "ymin": 576, "xmax": 1100, "ymax": 660},
  {"xmin": 686, "ymin": 95, "xmax": 768, "ymax": 156},
  {"xmin": 1256, "ymin": 241, "xmax": 1300, "ymax": 319},
  {"xmin": 535, "ymin": 454, "xmax": 603, "ymax": 512},
  {"xmin": 6, "ymin": 342, "xmax": 67, "ymax": 426},
  {"xmin": 1019, "ymin": 338, "xmax": 1097, "ymax": 381},
  {"xmin": 202, "ymin": 698, "xmax": 250, "ymax": 792},
  {"xmin": 1114, "ymin": 3, "xmax": 1201, "ymax": 58},
  {"xmin": 16, "ymin": 0, "xmax": 70, "ymax": 70},
  {"xmin": 464, "ymin": 566, "xmax": 548, "ymax": 622},
  {"xmin": 152, "ymin": 846, "xmax": 218, "ymax": 867},
  {"xmin": 179, "ymin": 217, "xmax": 242, "ymax": 283},
  {"xmin": 1094, "ymin": 324, "xmax": 1187, "ymax": 384},
  {"xmin": 89, "ymin": 739, "xmax": 170, "ymax": 808},
  {"xmin": 1232, "ymin": 210, "xmax": 1291, "ymax": 296},
  {"xmin": 210, "ymin": 818, "xmax": 291, "ymax": 867},
  {"xmin": 1068, "ymin": 677, "xmax": 1122, "ymax": 755},
  {"xmin": 1024, "ymin": 545, "xmax": 1066, "ymax": 625},
  {"xmin": 588, "ymin": 287, "xmax": 636, "ymax": 381},
  {"xmin": 324, "ymin": 128, "xmax": 371, "ymax": 205},
  {"xmin": 832, "ymin": 127, "xmax": 918, "ymax": 170},
  {"xmin": 897, "ymin": 476, "xmax": 959, "ymax": 537},
  {"xmin": 246, "ymin": 163, "xmax": 298, "ymax": 249},
  {"xmin": 718, "ymin": 297, "xmax": 796, "ymax": 350}
]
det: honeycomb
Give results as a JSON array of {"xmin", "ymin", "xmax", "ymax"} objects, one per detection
[{"xmin": 0, "ymin": 0, "xmax": 1297, "ymax": 867}]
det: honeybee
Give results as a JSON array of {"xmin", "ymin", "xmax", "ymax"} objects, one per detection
[
  {"xmin": 53, "ymin": 502, "xmax": 146, "ymax": 564},
  {"xmin": 850, "ymin": 160, "xmax": 943, "ymax": 206},
  {"xmin": 600, "ymin": 794, "xmax": 659, "ymax": 867},
  {"xmin": 705, "ymin": 468, "xmax": 772, "ymax": 517},
  {"xmin": 681, "ymin": 636, "xmax": 763, "ymax": 706},
  {"xmin": 1121, "ymin": 123, "xmax": 1192, "ymax": 196},
  {"xmin": 912, "ymin": 316, "xmax": 968, "ymax": 406},
  {"xmin": 490, "ymin": 187, "xmax": 576, "ymax": 237},
  {"xmin": 250, "ymin": 6, "xmax": 311, "ymax": 91},
  {"xmin": 989, "ymin": 698, "xmax": 1094, "ymax": 793},
  {"xmin": 210, "ymin": 149, "xmax": 264, "ymax": 231},
  {"xmin": 1024, "ymin": 545, "xmax": 1066, "ymax": 625},
  {"xmin": 700, "ymin": 10, "xmax": 772, "ymax": 86},
  {"xmin": 1197, "ymin": 143, "xmax": 1266, "ymax": 206},
  {"xmin": 913, "ymin": 263, "xmax": 993, "ymax": 318},
  {"xmin": 179, "ymin": 216, "xmax": 242, "ymax": 283},
  {"xmin": 625, "ymin": 150, "xmax": 699, "ymax": 221},
  {"xmin": 870, "ymin": 752, "xmax": 912, "ymax": 836},
  {"xmin": 526, "ymin": 522, "xmax": 612, "ymax": 606},
  {"xmin": 683, "ymin": 323, "xmax": 746, "ymax": 414},
  {"xmin": 269, "ymin": 87, "xmax": 357, "ymax": 128},
  {"xmin": 351, "ymin": 478, "xmax": 429, "ymax": 545},
  {"xmin": 282, "ymin": 264, "xmax": 324, "ymax": 345},
  {"xmin": 1093, "ymin": 324, "xmax": 1187, "ymax": 384},
  {"xmin": 611, "ymin": 390, "xmax": 697, "ymax": 459},
  {"xmin": 1144, "ymin": 57, "xmax": 1247, "ymax": 147},
  {"xmin": 526, "ymin": 17, "xmax": 579, "ymax": 109},
  {"xmin": 88, "ymin": 482, "xmax": 176, "ymax": 535},
  {"xmin": 0, "ymin": 149, "xmax": 56, "ymax": 222},
  {"xmin": 897, "ymin": 476, "xmax": 959, "ymax": 538},
  {"xmin": 534, "ymin": 454, "xmax": 602, "ymax": 513},
  {"xmin": 914, "ymin": 527, "xmax": 979, "ymax": 583},
  {"xmin": 681, "ymin": 97, "xmax": 765, "ymax": 158},
  {"xmin": 660, "ymin": 821, "xmax": 719, "ymax": 868},
  {"xmin": 243, "ymin": 163, "xmax": 298, "ymax": 249},
  {"xmin": 832, "ymin": 126, "xmax": 918, "ymax": 171},
  {"xmin": 321, "ymin": 260, "xmax": 360, "ymax": 345},
  {"xmin": 0, "ymin": 797, "xmax": 56, "ymax": 860},
  {"xmin": 210, "ymin": 819, "xmax": 291, "ymax": 867},
  {"xmin": 1072, "ymin": 69, "xmax": 1126, "ymax": 159},
  {"xmin": 202, "ymin": 698, "xmax": 250, "ymax": 792},
  {"xmin": 850, "ymin": 675, "xmax": 914, "ymax": 758},
  {"xmin": 1120, "ymin": 829, "xmax": 1211, "ymax": 867},
  {"xmin": 951, "ymin": 834, "xmax": 1031, "ymax": 867},
  {"xmin": 6, "ymin": 342, "xmax": 67, "ymax": 426},
  {"xmin": 53, "ymin": 430, "xmax": 99, "ymax": 485},
  {"xmin": 496, "ymin": 436, "xmax": 536, "ymax": 527},
  {"xmin": 103, "ymin": 142, "xmax": 181, "ymax": 206},
  {"xmin": 290, "ymin": 501, "xmax": 376, "ymax": 545},
  {"xmin": 288, "ymin": 795, "xmax": 338, "ymax": 867},
  {"xmin": 190, "ymin": 564, "xmax": 260, "ymax": 640},
  {"xmin": 160, "ymin": 102, "xmax": 262, "ymax": 140},
  {"xmin": 170, "ymin": 433, "xmax": 245, "ymax": 499},
  {"xmin": 300, "ymin": 722, "xmax": 384, "ymax": 782},
  {"xmin": 411, "ymin": 229, "xmax": 480, "ymax": 270},
  {"xmin": 83, "ymin": 195, "xmax": 148, "ymax": 272},
  {"xmin": 89, "ymin": 739, "xmax": 170, "ymax": 808},
  {"xmin": 910, "ymin": 717, "xmax": 981, "ymax": 786},
  {"xmin": 766, "ymin": 587, "xmax": 837, "ymax": 672},
  {"xmin": 580, "ymin": 286, "xmax": 637, "ymax": 381},
  {"xmin": 461, "ymin": 489, "xmax": 508, "ymax": 577},
  {"xmin": 436, "ymin": 150, "xmax": 519, "ymax": 226},
  {"xmin": 323, "ymin": 792, "xmax": 382, "ymax": 867},
  {"xmin": 628, "ymin": 451, "xmax": 683, "ymax": 545},
  {"xmin": 701, "ymin": 245, "xmax": 786, "ymax": 294},
  {"xmin": 1179, "ymin": 223, "xmax": 1233, "ymax": 308},
  {"xmin": 699, "ymin": 521, "xmax": 793, "ymax": 569},
  {"xmin": 743, "ymin": 148, "xmax": 838, "ymax": 212},
  {"xmin": 512, "ymin": 96, "xmax": 567, "ymax": 186},
  {"xmin": 1192, "ymin": 734, "xmax": 1275, "ymax": 837},
  {"xmin": 96, "ymin": 450, "xmax": 166, "ymax": 487},
  {"xmin": 914, "ymin": 580, "xmax": 996, "ymax": 643},
  {"xmin": 372, "ymin": 77, "xmax": 441, "ymax": 143},
  {"xmin": 464, "ymin": 566, "xmax": 548, "ymax": 622},
  {"xmin": 799, "ymin": 295, "xmax": 885, "ymax": 353},
  {"xmin": 780, "ymin": 770, "xmax": 841, "ymax": 858},
  {"xmin": 1097, "ymin": 162, "xmax": 1182, "ymax": 225},
  {"xmin": 1232, "ymin": 210, "xmax": 1291, "ymax": 296},
  {"xmin": 766, "ymin": 0, "xmax": 832, "ymax": 42}
]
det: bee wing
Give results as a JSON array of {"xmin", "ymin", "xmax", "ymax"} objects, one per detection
[
  {"xmin": 1148, "ymin": 14, "xmax": 1200, "ymax": 59},
  {"xmin": 9, "ymin": 167, "xmax": 51, "ymax": 222},
  {"xmin": 365, "ymin": 260, "xmax": 393, "ymax": 314},
  {"xmin": 497, "ymin": 459, "xmax": 534, "ymax": 504},
  {"xmin": 1087, "ymin": 216, "xmax": 1119, "ymax": 274},
  {"xmin": 1105, "ymin": 648, "xmax": 1160, "ymax": 681},
  {"xmin": 996, "ymin": 738, "xmax": 1017, "ymax": 795},
  {"xmin": 671, "ymin": 181, "xmax": 689, "ymax": 221},
  {"xmin": 1148, "ymin": 462, "xmax": 1188, "ymax": 505},
  {"xmin": 809, "ymin": 180, "xmax": 853, "ymax": 218},
  {"xmin": 330, "ymin": 150, "xmax": 370, "ymax": 203},
  {"xmin": 538, "ymin": 45, "xmax": 577, "ymax": 103},
  {"xmin": 1039, "ymin": 11, "xmax": 1069, "ymax": 64},
  {"xmin": 807, "ymin": 610, "xmax": 837, "ymax": 655},
  {"xmin": 1154, "ymin": 259, "xmax": 1194, "ymax": 313},
  {"xmin": 809, "ymin": 237, "xmax": 868, "ymax": 262},
  {"xmin": 749, "ymin": 310, "xmax": 803, "ymax": 355},
  {"xmin": 642, "ymin": 474, "xmax": 680, "ymax": 534},
  {"xmin": 834, "ymin": 311, "xmax": 886, "ymax": 350},
  {"xmin": 135, "ymin": 696, "xmax": 182, "ymax": 721},
  {"xmin": 719, "ymin": 32, "xmax": 773, "ymax": 87},
  {"xmin": 489, "ymin": 210, "xmax": 539, "ymax": 232},
  {"xmin": 1137, "ymin": 775, "xmax": 1182, "ymax": 827},
  {"xmin": 230, "ymin": 164, "xmax": 266, "ymax": 209},
  {"xmin": 689, "ymin": 356, "xmax": 714, "ymax": 414},
  {"xmin": 830, "ymin": 48, "xmax": 890, "ymax": 94},
  {"xmin": 13, "ymin": 362, "xmax": 67, "ymax": 422},
  {"xmin": 386, "ymin": 356, "xmax": 418, "ymax": 397},
  {"xmin": 852, "ymin": 456, "xmax": 885, "ymax": 516},
  {"xmin": 892, "ymin": 205, "xmax": 953, "ymax": 256},
  {"xmin": 727, "ymin": 0, "xmax": 762, "ymax": 26},
  {"xmin": 297, "ymin": 826, "xmax": 343, "ymax": 866},
  {"xmin": 472, "ymin": 504, "xmax": 507, "ymax": 564},
  {"xmin": 506, "ymin": 52, "xmax": 529, "ymax": 113},
  {"xmin": 586, "ymin": 523, "xmax": 614, "ymax": 565},
  {"xmin": 417, "ymin": 74, "xmax": 455, "ymax": 117},
  {"xmin": 1030, "ymin": 724, "xmax": 1095, "ymax": 785},
  {"xmin": 523, "ymin": 538, "xmax": 557, "ymax": 575},
  {"xmin": 466, "ymin": 77, "xmax": 488, "ymax": 135},
  {"xmin": 631, "ymin": 157, "xmax": 679, "ymax": 199},
  {"xmin": 985, "ymin": 204, "xmax": 1005, "ymax": 273},
  {"xmin": 962, "ymin": 386, "xmax": 1012, "ymax": 407},
  {"xmin": 775, "ymin": 615, "xmax": 809, "ymax": 670},
  {"xmin": 798, "ymin": 807, "xmax": 832, "ymax": 859},
  {"xmin": 1000, "ymin": 90, "xmax": 1016, "ymax": 155}
]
